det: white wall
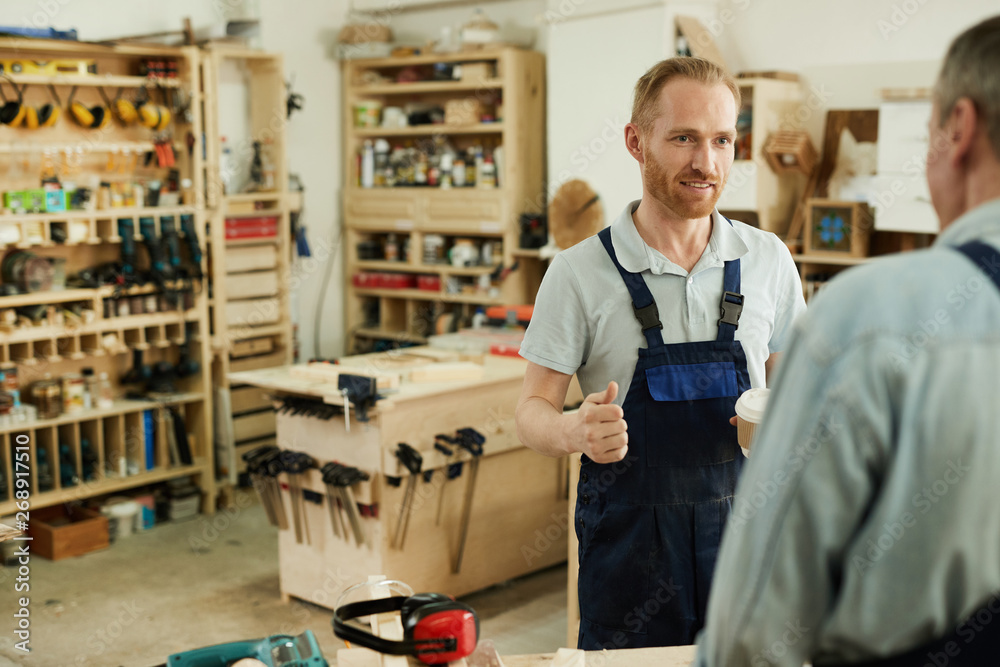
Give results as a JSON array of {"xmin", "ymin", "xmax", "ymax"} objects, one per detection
[{"xmin": 6, "ymin": 0, "xmax": 999, "ymax": 359}]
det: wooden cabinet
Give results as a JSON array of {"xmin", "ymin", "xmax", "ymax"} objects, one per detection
[
  {"xmin": 0, "ymin": 39, "xmax": 214, "ymax": 516},
  {"xmin": 200, "ymin": 47, "xmax": 294, "ymax": 481},
  {"xmin": 718, "ymin": 77, "xmax": 805, "ymax": 236},
  {"xmin": 342, "ymin": 49, "xmax": 545, "ymax": 352}
]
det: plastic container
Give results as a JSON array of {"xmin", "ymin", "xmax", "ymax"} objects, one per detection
[
  {"xmin": 735, "ymin": 387, "xmax": 770, "ymax": 456},
  {"xmin": 104, "ymin": 500, "xmax": 141, "ymax": 540}
]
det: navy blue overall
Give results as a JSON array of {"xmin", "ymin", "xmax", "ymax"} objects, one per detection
[
  {"xmin": 822, "ymin": 240, "xmax": 1000, "ymax": 667},
  {"xmin": 575, "ymin": 226, "xmax": 750, "ymax": 649}
]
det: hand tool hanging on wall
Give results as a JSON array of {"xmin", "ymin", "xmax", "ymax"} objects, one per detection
[
  {"xmin": 116, "ymin": 217, "xmax": 138, "ymax": 288},
  {"xmin": 281, "ymin": 450, "xmax": 317, "ymax": 545},
  {"xmin": 139, "ymin": 216, "xmax": 178, "ymax": 306},
  {"xmin": 174, "ymin": 322, "xmax": 200, "ymax": 378},
  {"xmin": 242, "ymin": 445, "xmax": 288, "ymax": 530},
  {"xmin": 392, "ymin": 443, "xmax": 422, "ymax": 550},
  {"xmin": 277, "ymin": 395, "xmax": 341, "ymax": 420},
  {"xmin": 433, "ymin": 434, "xmax": 462, "ymax": 527},
  {"xmin": 320, "ymin": 462, "xmax": 370, "ymax": 546},
  {"xmin": 160, "ymin": 215, "xmax": 183, "ymax": 280},
  {"xmin": 178, "ymin": 213, "xmax": 203, "ymax": 279},
  {"xmin": 452, "ymin": 427, "xmax": 485, "ymax": 574}
]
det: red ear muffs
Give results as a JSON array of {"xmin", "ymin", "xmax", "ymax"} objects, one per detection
[{"xmin": 333, "ymin": 593, "xmax": 479, "ymax": 665}]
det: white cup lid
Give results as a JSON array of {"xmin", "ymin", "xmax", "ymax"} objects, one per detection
[{"xmin": 735, "ymin": 387, "xmax": 770, "ymax": 423}]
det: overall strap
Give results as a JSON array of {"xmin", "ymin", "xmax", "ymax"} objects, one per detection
[
  {"xmin": 954, "ymin": 240, "xmax": 1000, "ymax": 293},
  {"xmin": 717, "ymin": 258, "xmax": 743, "ymax": 343},
  {"xmin": 598, "ymin": 227, "xmax": 665, "ymax": 348},
  {"xmin": 716, "ymin": 215, "xmax": 744, "ymax": 343}
]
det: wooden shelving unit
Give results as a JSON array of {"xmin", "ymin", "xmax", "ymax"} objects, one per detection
[
  {"xmin": 200, "ymin": 46, "xmax": 293, "ymax": 483},
  {"xmin": 342, "ymin": 48, "xmax": 546, "ymax": 352},
  {"xmin": 717, "ymin": 77, "xmax": 806, "ymax": 236},
  {"xmin": 0, "ymin": 38, "xmax": 215, "ymax": 517}
]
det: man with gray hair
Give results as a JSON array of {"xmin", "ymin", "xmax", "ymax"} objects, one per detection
[{"xmin": 697, "ymin": 14, "xmax": 1000, "ymax": 666}]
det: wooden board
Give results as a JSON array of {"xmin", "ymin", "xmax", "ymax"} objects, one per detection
[
  {"xmin": 229, "ymin": 350, "xmax": 288, "ymax": 373},
  {"xmin": 408, "ymin": 361, "xmax": 484, "ymax": 383},
  {"xmin": 225, "ymin": 298, "xmax": 282, "ymax": 327},
  {"xmin": 232, "ymin": 410, "xmax": 276, "ymax": 442},
  {"xmin": 224, "ymin": 271, "xmax": 279, "ymax": 300},
  {"xmin": 231, "ymin": 336, "xmax": 275, "ymax": 358},
  {"xmin": 229, "ymin": 385, "xmax": 273, "ymax": 413},
  {"xmin": 225, "ymin": 244, "xmax": 278, "ymax": 273}
]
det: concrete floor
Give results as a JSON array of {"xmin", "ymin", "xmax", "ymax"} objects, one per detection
[{"xmin": 0, "ymin": 492, "xmax": 568, "ymax": 667}]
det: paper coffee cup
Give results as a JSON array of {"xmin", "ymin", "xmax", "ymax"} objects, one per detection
[{"xmin": 735, "ymin": 388, "xmax": 770, "ymax": 453}]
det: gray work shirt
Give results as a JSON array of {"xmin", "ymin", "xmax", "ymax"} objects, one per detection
[
  {"xmin": 520, "ymin": 200, "xmax": 806, "ymax": 399},
  {"xmin": 696, "ymin": 198, "xmax": 1000, "ymax": 665}
]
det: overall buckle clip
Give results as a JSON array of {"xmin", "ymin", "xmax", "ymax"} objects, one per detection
[
  {"xmin": 719, "ymin": 291, "xmax": 744, "ymax": 327},
  {"xmin": 633, "ymin": 302, "xmax": 663, "ymax": 332}
]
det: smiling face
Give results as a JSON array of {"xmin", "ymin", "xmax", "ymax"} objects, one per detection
[{"xmin": 634, "ymin": 78, "xmax": 737, "ymax": 221}]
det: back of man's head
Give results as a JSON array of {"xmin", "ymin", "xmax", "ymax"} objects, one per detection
[
  {"xmin": 936, "ymin": 14, "xmax": 1000, "ymax": 160},
  {"xmin": 631, "ymin": 57, "xmax": 741, "ymax": 133}
]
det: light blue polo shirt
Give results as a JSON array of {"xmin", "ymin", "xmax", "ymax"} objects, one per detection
[{"xmin": 520, "ymin": 200, "xmax": 806, "ymax": 400}]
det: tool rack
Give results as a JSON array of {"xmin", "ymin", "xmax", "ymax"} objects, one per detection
[
  {"xmin": 0, "ymin": 38, "xmax": 214, "ymax": 516},
  {"xmin": 230, "ymin": 351, "xmax": 576, "ymax": 605}
]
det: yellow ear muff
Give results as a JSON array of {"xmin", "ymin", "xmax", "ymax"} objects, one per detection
[
  {"xmin": 103, "ymin": 87, "xmax": 136, "ymax": 126},
  {"xmin": 115, "ymin": 97, "xmax": 137, "ymax": 125},
  {"xmin": 68, "ymin": 86, "xmax": 108, "ymax": 129},
  {"xmin": 138, "ymin": 100, "xmax": 157, "ymax": 128},
  {"xmin": 23, "ymin": 105, "xmax": 38, "ymax": 129},
  {"xmin": 37, "ymin": 85, "xmax": 60, "ymax": 128},
  {"xmin": 0, "ymin": 78, "xmax": 25, "ymax": 126},
  {"xmin": 153, "ymin": 105, "xmax": 171, "ymax": 132}
]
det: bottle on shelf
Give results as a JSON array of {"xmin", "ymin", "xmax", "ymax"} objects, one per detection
[
  {"xmin": 360, "ymin": 140, "xmax": 375, "ymax": 189},
  {"xmin": 97, "ymin": 372, "xmax": 114, "ymax": 409},
  {"xmin": 220, "ymin": 136, "xmax": 233, "ymax": 195}
]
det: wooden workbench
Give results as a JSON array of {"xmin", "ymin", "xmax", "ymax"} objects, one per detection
[
  {"xmin": 231, "ymin": 350, "xmax": 580, "ymax": 609},
  {"xmin": 505, "ymin": 647, "xmax": 695, "ymax": 666}
]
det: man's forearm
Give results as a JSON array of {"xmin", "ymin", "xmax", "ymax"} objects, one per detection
[{"xmin": 515, "ymin": 396, "xmax": 575, "ymax": 458}]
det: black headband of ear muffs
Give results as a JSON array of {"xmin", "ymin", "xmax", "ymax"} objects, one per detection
[{"xmin": 0, "ymin": 74, "xmax": 25, "ymax": 126}]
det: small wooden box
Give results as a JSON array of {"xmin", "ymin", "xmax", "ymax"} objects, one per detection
[
  {"xmin": 803, "ymin": 199, "xmax": 872, "ymax": 258},
  {"xmin": 460, "ymin": 61, "xmax": 493, "ymax": 82},
  {"xmin": 28, "ymin": 506, "xmax": 109, "ymax": 560},
  {"xmin": 444, "ymin": 98, "xmax": 482, "ymax": 126}
]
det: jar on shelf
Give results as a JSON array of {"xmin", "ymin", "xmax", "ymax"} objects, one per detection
[
  {"xmin": 31, "ymin": 376, "xmax": 62, "ymax": 420},
  {"xmin": 62, "ymin": 373, "xmax": 86, "ymax": 414}
]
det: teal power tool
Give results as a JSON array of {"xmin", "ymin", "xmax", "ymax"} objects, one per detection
[{"xmin": 162, "ymin": 630, "xmax": 327, "ymax": 667}]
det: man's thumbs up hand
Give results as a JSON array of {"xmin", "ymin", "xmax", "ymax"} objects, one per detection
[{"xmin": 568, "ymin": 381, "xmax": 628, "ymax": 464}]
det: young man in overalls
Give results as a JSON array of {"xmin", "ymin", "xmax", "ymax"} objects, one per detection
[
  {"xmin": 697, "ymin": 15, "xmax": 1000, "ymax": 666},
  {"xmin": 516, "ymin": 57, "xmax": 806, "ymax": 648}
]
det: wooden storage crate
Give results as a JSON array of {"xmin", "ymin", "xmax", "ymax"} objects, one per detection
[{"xmin": 28, "ymin": 505, "xmax": 109, "ymax": 560}]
